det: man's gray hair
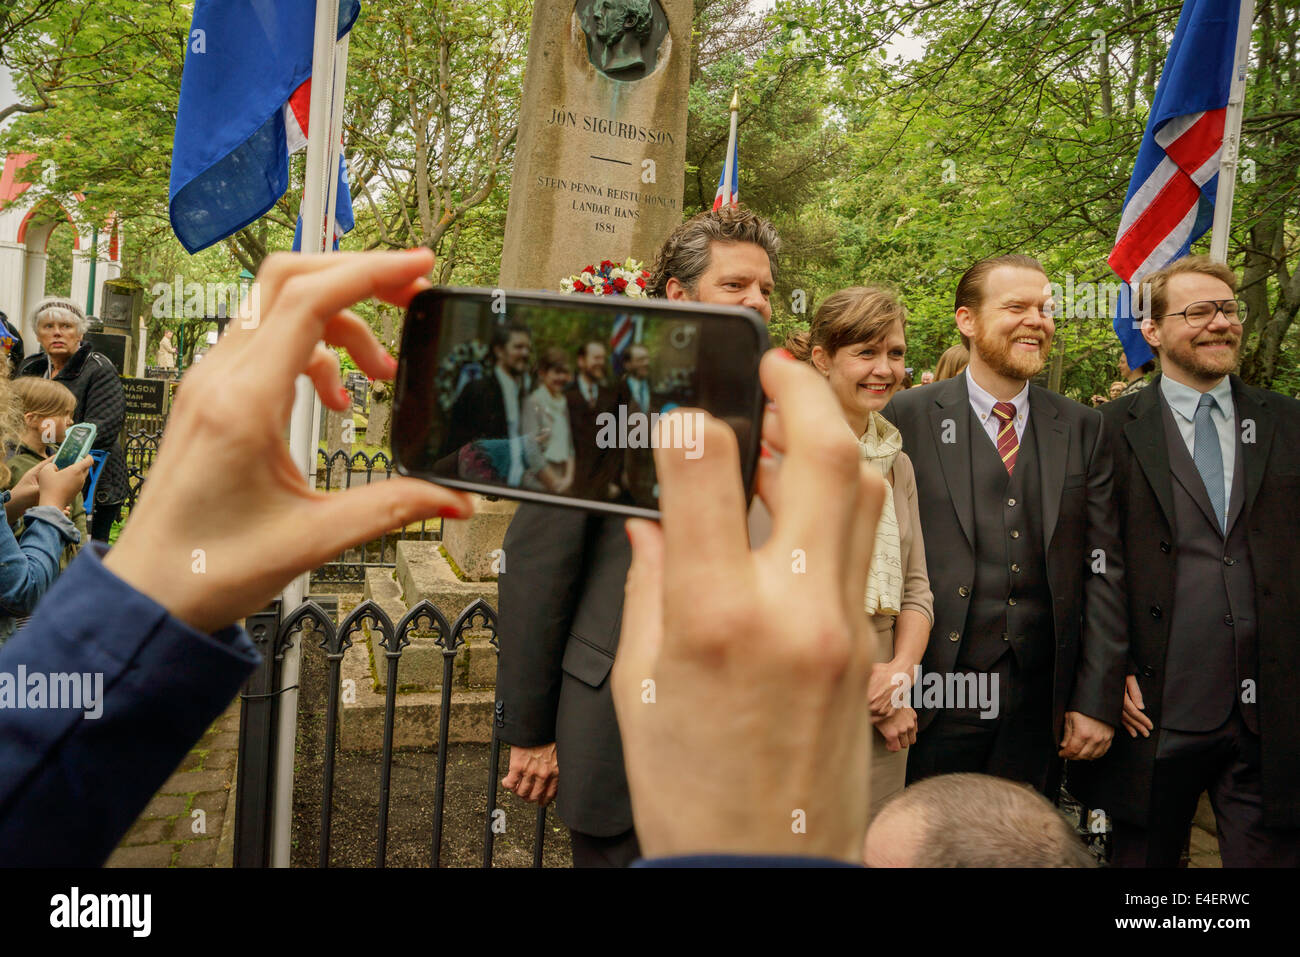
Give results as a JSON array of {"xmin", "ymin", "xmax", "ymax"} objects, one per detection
[{"xmin": 31, "ymin": 296, "xmax": 90, "ymax": 337}]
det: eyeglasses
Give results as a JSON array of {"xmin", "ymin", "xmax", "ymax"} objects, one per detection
[{"xmin": 1158, "ymin": 299, "xmax": 1246, "ymax": 328}]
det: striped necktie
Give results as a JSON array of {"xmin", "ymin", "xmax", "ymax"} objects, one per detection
[{"xmin": 992, "ymin": 401, "xmax": 1019, "ymax": 475}]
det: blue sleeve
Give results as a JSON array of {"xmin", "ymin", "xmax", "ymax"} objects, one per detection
[
  {"xmin": 0, "ymin": 543, "xmax": 261, "ymax": 865},
  {"xmin": 0, "ymin": 505, "xmax": 76, "ymax": 617}
]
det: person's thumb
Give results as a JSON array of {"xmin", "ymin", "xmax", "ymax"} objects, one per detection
[{"xmin": 612, "ymin": 518, "xmax": 665, "ymax": 721}]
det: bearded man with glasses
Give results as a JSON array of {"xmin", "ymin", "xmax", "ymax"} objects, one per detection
[{"xmin": 1070, "ymin": 255, "xmax": 1300, "ymax": 867}]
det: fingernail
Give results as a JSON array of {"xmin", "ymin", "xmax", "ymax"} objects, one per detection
[
  {"xmin": 438, "ymin": 504, "xmax": 469, "ymax": 519},
  {"xmin": 775, "ymin": 348, "xmax": 794, "ymax": 361},
  {"xmin": 337, "ymin": 386, "xmax": 350, "ymax": 406},
  {"xmin": 760, "ymin": 445, "xmax": 773, "ymax": 459}
]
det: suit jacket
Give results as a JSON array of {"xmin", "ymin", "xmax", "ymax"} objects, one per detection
[
  {"xmin": 439, "ymin": 371, "xmax": 508, "ymax": 460},
  {"xmin": 882, "ymin": 374, "xmax": 1128, "ymax": 740},
  {"xmin": 618, "ymin": 375, "xmax": 657, "ymax": 508},
  {"xmin": 495, "ymin": 504, "xmax": 632, "ymax": 836},
  {"xmin": 1069, "ymin": 375, "xmax": 1300, "ymax": 828},
  {"xmin": 566, "ymin": 379, "xmax": 621, "ymax": 501}
]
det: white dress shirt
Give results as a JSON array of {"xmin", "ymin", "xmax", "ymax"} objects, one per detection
[
  {"xmin": 965, "ymin": 367, "xmax": 1030, "ymax": 447},
  {"xmin": 1159, "ymin": 374, "xmax": 1236, "ymax": 507}
]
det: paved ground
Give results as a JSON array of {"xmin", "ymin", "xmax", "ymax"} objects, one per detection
[{"xmin": 105, "ymin": 698, "xmax": 239, "ymax": 868}]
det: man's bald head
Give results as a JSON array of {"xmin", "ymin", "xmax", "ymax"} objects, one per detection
[{"xmin": 864, "ymin": 773, "xmax": 1097, "ymax": 868}]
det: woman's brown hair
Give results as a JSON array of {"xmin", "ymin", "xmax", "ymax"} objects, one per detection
[
  {"xmin": 933, "ymin": 343, "xmax": 970, "ymax": 381},
  {"xmin": 785, "ymin": 286, "xmax": 907, "ymax": 363}
]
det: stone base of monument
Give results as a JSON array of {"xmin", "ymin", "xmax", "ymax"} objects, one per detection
[
  {"xmin": 339, "ymin": 535, "xmax": 506, "ymax": 750},
  {"xmin": 439, "ymin": 495, "xmax": 516, "ymax": 580}
]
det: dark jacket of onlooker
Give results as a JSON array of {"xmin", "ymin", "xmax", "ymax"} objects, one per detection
[{"xmin": 19, "ymin": 342, "xmax": 128, "ymax": 506}]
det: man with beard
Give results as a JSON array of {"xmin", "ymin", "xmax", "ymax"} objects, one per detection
[
  {"xmin": 493, "ymin": 205, "xmax": 780, "ymax": 866},
  {"xmin": 1070, "ymin": 256, "xmax": 1300, "ymax": 866},
  {"xmin": 883, "ymin": 254, "xmax": 1126, "ymax": 799},
  {"xmin": 439, "ymin": 322, "xmax": 532, "ymax": 465}
]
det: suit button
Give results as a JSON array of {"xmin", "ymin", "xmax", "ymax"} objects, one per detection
[
  {"xmin": 948, "ymin": 631, "xmax": 960, "ymax": 642},
  {"xmin": 1224, "ymin": 615, "xmax": 1235, "ymax": 626},
  {"xmin": 958, "ymin": 586, "xmax": 970, "ymax": 598},
  {"xmin": 494, "ymin": 701, "xmax": 505, "ymax": 728},
  {"xmin": 1142, "ymin": 666, "xmax": 1155, "ymax": 678},
  {"xmin": 1010, "ymin": 563, "xmax": 1020, "ymax": 573},
  {"xmin": 1007, "ymin": 498, "xmax": 1017, "ymax": 507},
  {"xmin": 1002, "ymin": 632, "xmax": 1011, "ymax": 642},
  {"xmin": 1150, "ymin": 604, "xmax": 1162, "ymax": 619},
  {"xmin": 1010, "ymin": 530, "xmax": 1020, "ymax": 539},
  {"xmin": 1007, "ymin": 598, "xmax": 1017, "ymax": 606},
  {"xmin": 1160, "ymin": 541, "xmax": 1171, "ymax": 553},
  {"xmin": 1223, "ymin": 556, "xmax": 1236, "ymax": 566}
]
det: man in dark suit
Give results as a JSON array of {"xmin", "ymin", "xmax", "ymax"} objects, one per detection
[
  {"xmin": 566, "ymin": 340, "xmax": 621, "ymax": 501},
  {"xmin": 617, "ymin": 343, "xmax": 658, "ymax": 508},
  {"xmin": 437, "ymin": 322, "xmax": 531, "ymax": 482},
  {"xmin": 883, "ymin": 254, "xmax": 1127, "ymax": 799},
  {"xmin": 494, "ymin": 205, "xmax": 781, "ymax": 866},
  {"xmin": 1070, "ymin": 256, "xmax": 1300, "ymax": 867}
]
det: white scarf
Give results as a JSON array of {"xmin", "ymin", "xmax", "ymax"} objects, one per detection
[{"xmin": 858, "ymin": 412, "xmax": 903, "ymax": 617}]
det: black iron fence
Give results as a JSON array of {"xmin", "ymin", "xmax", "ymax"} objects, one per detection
[
  {"xmin": 311, "ymin": 449, "xmax": 441, "ymax": 584},
  {"xmin": 122, "ymin": 414, "xmax": 166, "ymax": 513},
  {"xmin": 233, "ymin": 595, "xmax": 549, "ymax": 868}
]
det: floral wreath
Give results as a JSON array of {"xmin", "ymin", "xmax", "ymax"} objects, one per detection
[
  {"xmin": 559, "ymin": 258, "xmax": 649, "ymax": 297},
  {"xmin": 436, "ymin": 340, "xmax": 491, "ymax": 412}
]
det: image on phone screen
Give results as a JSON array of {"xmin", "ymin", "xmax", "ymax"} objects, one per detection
[{"xmin": 393, "ymin": 288, "xmax": 767, "ymax": 517}]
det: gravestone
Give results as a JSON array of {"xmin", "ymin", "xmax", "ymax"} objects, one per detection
[
  {"xmin": 120, "ymin": 377, "xmax": 168, "ymax": 417},
  {"xmin": 499, "ymin": 0, "xmax": 692, "ymax": 291}
]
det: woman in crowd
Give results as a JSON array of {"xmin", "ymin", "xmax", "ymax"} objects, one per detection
[
  {"xmin": 7, "ymin": 377, "xmax": 89, "ymax": 568},
  {"xmin": 933, "ymin": 342, "xmax": 970, "ymax": 381},
  {"xmin": 0, "ymin": 372, "xmax": 89, "ymax": 645},
  {"xmin": 19, "ymin": 298, "xmax": 128, "ymax": 541},
  {"xmin": 786, "ymin": 287, "xmax": 934, "ymax": 831},
  {"xmin": 520, "ymin": 347, "xmax": 575, "ymax": 493}
]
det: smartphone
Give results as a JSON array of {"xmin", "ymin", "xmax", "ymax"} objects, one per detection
[
  {"xmin": 392, "ymin": 287, "xmax": 769, "ymax": 519},
  {"xmin": 53, "ymin": 422, "xmax": 97, "ymax": 470}
]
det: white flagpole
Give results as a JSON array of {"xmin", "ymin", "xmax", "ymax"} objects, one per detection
[
  {"xmin": 1209, "ymin": 0, "xmax": 1255, "ymax": 264},
  {"xmin": 724, "ymin": 85, "xmax": 739, "ymax": 206},
  {"xmin": 272, "ymin": 0, "xmax": 341, "ymax": 869},
  {"xmin": 323, "ymin": 34, "xmax": 351, "ymax": 246}
]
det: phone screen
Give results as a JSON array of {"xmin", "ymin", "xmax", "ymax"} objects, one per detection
[
  {"xmin": 53, "ymin": 423, "xmax": 96, "ymax": 471},
  {"xmin": 392, "ymin": 288, "xmax": 768, "ymax": 518}
]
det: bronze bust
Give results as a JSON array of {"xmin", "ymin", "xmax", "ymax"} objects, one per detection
[{"xmin": 577, "ymin": 0, "xmax": 668, "ymax": 81}]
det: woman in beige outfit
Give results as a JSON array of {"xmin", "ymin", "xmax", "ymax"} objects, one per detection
[{"xmin": 787, "ymin": 287, "xmax": 934, "ymax": 832}]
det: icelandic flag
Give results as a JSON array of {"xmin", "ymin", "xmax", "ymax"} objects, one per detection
[
  {"xmin": 1108, "ymin": 0, "xmax": 1241, "ymax": 368},
  {"xmin": 169, "ymin": 0, "xmax": 361, "ymax": 254},
  {"xmin": 609, "ymin": 312, "xmax": 638, "ymax": 375},
  {"xmin": 712, "ymin": 126, "xmax": 739, "ymax": 211}
]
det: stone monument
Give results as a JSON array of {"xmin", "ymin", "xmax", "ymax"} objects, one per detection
[
  {"xmin": 365, "ymin": 2, "xmax": 694, "ymax": 748},
  {"xmin": 499, "ymin": 0, "xmax": 692, "ymax": 290}
]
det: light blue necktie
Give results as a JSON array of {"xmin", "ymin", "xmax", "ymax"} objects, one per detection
[{"xmin": 1193, "ymin": 393, "xmax": 1226, "ymax": 532}]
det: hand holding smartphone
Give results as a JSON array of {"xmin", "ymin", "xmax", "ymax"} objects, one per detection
[
  {"xmin": 54, "ymin": 423, "xmax": 97, "ymax": 470},
  {"xmin": 392, "ymin": 288, "xmax": 769, "ymax": 518}
]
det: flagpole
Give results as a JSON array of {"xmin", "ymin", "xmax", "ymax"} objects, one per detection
[
  {"xmin": 323, "ymin": 34, "xmax": 350, "ymax": 245},
  {"xmin": 724, "ymin": 85, "xmax": 739, "ymax": 206},
  {"xmin": 272, "ymin": 0, "xmax": 341, "ymax": 869},
  {"xmin": 1209, "ymin": 0, "xmax": 1255, "ymax": 264}
]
